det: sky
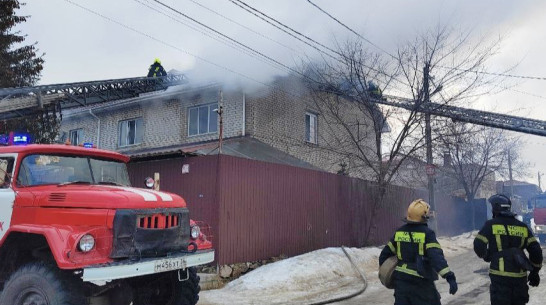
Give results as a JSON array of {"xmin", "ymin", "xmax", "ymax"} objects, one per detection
[{"xmin": 13, "ymin": 0, "xmax": 546, "ymax": 186}]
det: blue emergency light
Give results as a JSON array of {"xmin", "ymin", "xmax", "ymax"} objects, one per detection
[
  {"xmin": 13, "ymin": 134, "xmax": 30, "ymax": 145},
  {"xmin": 0, "ymin": 132, "xmax": 32, "ymax": 145},
  {"xmin": 83, "ymin": 142, "xmax": 94, "ymax": 148}
]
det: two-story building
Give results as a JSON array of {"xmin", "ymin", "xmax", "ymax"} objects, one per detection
[{"xmin": 59, "ymin": 75, "xmax": 378, "ymax": 177}]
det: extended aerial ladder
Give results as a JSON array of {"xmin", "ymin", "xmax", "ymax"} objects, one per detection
[
  {"xmin": 375, "ymin": 94, "xmax": 546, "ymax": 137},
  {"xmin": 0, "ymin": 73, "xmax": 545, "ymax": 137},
  {"xmin": 0, "ymin": 73, "xmax": 187, "ymax": 120}
]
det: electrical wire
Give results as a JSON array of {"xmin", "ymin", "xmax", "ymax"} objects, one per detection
[
  {"xmin": 135, "ymin": 0, "xmax": 289, "ymax": 73},
  {"xmin": 149, "ymin": 0, "xmax": 300, "ymax": 76},
  {"xmin": 228, "ymin": 0, "xmax": 340, "ymax": 58},
  {"xmin": 62, "ymin": 0, "xmax": 272, "ymax": 88},
  {"xmin": 225, "ymin": 0, "xmax": 338, "ymax": 62},
  {"xmin": 305, "ymin": 0, "xmax": 397, "ymax": 60},
  {"xmin": 437, "ymin": 65, "xmax": 546, "ymax": 81},
  {"xmin": 184, "ymin": 0, "xmax": 300, "ymax": 54},
  {"xmin": 226, "ymin": 0, "xmax": 407, "ymax": 87}
]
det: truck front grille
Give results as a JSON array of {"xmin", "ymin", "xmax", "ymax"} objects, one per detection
[
  {"xmin": 111, "ymin": 208, "xmax": 190, "ymax": 259},
  {"xmin": 138, "ymin": 214, "xmax": 179, "ymax": 229}
]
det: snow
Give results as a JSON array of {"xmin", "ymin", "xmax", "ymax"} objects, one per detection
[
  {"xmin": 437, "ymin": 231, "xmax": 477, "ymax": 257},
  {"xmin": 200, "ymin": 247, "xmax": 381, "ymax": 304},
  {"xmin": 199, "ymin": 232, "xmax": 545, "ymax": 305}
]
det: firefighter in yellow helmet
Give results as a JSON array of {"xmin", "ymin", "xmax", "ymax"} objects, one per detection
[
  {"xmin": 379, "ymin": 199, "xmax": 458, "ymax": 304},
  {"xmin": 147, "ymin": 58, "xmax": 167, "ymax": 77}
]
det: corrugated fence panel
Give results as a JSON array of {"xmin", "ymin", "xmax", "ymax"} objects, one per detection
[{"xmin": 128, "ymin": 155, "xmax": 488, "ymax": 265}]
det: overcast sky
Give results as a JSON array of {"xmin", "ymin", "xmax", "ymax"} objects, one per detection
[{"xmin": 15, "ymin": 0, "xmax": 546, "ymax": 186}]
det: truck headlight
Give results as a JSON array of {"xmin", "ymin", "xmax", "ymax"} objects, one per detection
[
  {"xmin": 190, "ymin": 225, "xmax": 200, "ymax": 240},
  {"xmin": 78, "ymin": 234, "xmax": 95, "ymax": 252}
]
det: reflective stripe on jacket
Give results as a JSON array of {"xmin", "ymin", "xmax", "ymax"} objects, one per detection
[
  {"xmin": 474, "ymin": 215, "xmax": 543, "ymax": 277},
  {"xmin": 380, "ymin": 223, "xmax": 451, "ymax": 280}
]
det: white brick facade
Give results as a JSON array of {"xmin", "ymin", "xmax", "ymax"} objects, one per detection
[{"xmin": 61, "ymin": 79, "xmax": 377, "ymax": 178}]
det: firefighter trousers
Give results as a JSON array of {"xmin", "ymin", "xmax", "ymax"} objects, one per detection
[
  {"xmin": 490, "ymin": 274, "xmax": 529, "ymax": 305},
  {"xmin": 393, "ymin": 273, "xmax": 441, "ymax": 305}
]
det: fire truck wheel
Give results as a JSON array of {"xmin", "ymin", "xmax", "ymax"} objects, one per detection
[
  {"xmin": 0, "ymin": 263, "xmax": 86, "ymax": 305},
  {"xmin": 132, "ymin": 267, "xmax": 201, "ymax": 305}
]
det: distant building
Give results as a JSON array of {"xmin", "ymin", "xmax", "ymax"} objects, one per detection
[{"xmin": 389, "ymin": 152, "xmax": 496, "ymax": 200}]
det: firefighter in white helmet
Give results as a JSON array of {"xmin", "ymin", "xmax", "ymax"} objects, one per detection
[{"xmin": 379, "ymin": 199, "xmax": 458, "ymax": 304}]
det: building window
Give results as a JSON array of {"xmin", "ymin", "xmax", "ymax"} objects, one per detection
[
  {"xmin": 188, "ymin": 103, "xmax": 218, "ymax": 136},
  {"xmin": 119, "ymin": 118, "xmax": 143, "ymax": 147},
  {"xmin": 305, "ymin": 112, "xmax": 318, "ymax": 144},
  {"xmin": 69, "ymin": 129, "xmax": 83, "ymax": 146}
]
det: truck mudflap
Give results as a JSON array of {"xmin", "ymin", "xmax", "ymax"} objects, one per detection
[{"xmin": 82, "ymin": 249, "xmax": 214, "ymax": 285}]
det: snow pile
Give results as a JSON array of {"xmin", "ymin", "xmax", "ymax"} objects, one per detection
[{"xmin": 200, "ymin": 247, "xmax": 382, "ymax": 305}]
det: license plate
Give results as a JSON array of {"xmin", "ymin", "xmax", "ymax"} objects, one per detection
[{"xmin": 154, "ymin": 258, "xmax": 187, "ymax": 273}]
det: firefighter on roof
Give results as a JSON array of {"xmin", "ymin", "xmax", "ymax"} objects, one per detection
[
  {"xmin": 379, "ymin": 199, "xmax": 458, "ymax": 305},
  {"xmin": 474, "ymin": 194, "xmax": 543, "ymax": 305},
  {"xmin": 147, "ymin": 58, "xmax": 167, "ymax": 77}
]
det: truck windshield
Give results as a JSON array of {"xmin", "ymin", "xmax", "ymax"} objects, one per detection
[
  {"xmin": 535, "ymin": 198, "xmax": 546, "ymax": 209},
  {"xmin": 17, "ymin": 154, "xmax": 130, "ymax": 187}
]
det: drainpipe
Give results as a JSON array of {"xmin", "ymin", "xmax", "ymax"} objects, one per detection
[
  {"xmin": 242, "ymin": 92, "xmax": 246, "ymax": 136},
  {"xmin": 89, "ymin": 109, "xmax": 100, "ymax": 148}
]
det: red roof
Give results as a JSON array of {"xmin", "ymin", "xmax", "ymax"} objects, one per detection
[{"xmin": 0, "ymin": 144, "xmax": 130, "ymax": 163}]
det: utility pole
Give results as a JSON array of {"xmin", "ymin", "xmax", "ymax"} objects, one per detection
[
  {"xmin": 217, "ymin": 91, "xmax": 224, "ymax": 154},
  {"xmin": 424, "ymin": 63, "xmax": 437, "ymax": 231},
  {"xmin": 508, "ymin": 149, "xmax": 514, "ymax": 199}
]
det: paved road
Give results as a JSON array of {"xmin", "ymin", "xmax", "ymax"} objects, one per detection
[{"xmin": 334, "ymin": 247, "xmax": 546, "ymax": 305}]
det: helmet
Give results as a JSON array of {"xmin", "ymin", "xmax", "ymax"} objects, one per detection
[
  {"xmin": 489, "ymin": 194, "xmax": 511, "ymax": 213},
  {"xmin": 154, "ymin": 58, "xmax": 161, "ymax": 64},
  {"xmin": 407, "ymin": 199, "xmax": 430, "ymax": 223}
]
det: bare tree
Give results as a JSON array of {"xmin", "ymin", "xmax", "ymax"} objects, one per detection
[
  {"xmin": 435, "ymin": 122, "xmax": 529, "ymax": 227},
  {"xmin": 296, "ymin": 25, "xmax": 507, "ymax": 240},
  {"xmin": 301, "ymin": 25, "xmax": 503, "ymax": 196}
]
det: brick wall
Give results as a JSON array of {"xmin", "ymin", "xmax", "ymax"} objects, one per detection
[
  {"xmin": 60, "ymin": 86, "xmax": 245, "ymax": 152},
  {"xmin": 245, "ymin": 77, "xmax": 378, "ymax": 178},
  {"xmin": 60, "ymin": 79, "xmax": 377, "ymax": 180}
]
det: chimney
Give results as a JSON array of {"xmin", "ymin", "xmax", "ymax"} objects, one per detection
[{"xmin": 443, "ymin": 151, "xmax": 452, "ymax": 167}]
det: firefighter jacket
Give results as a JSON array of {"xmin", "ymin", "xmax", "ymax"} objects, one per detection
[
  {"xmin": 474, "ymin": 215, "xmax": 543, "ymax": 277},
  {"xmin": 147, "ymin": 62, "xmax": 167, "ymax": 77},
  {"xmin": 379, "ymin": 223, "xmax": 452, "ymax": 280}
]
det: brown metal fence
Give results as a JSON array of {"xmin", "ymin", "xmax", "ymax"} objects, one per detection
[{"xmin": 128, "ymin": 155, "xmax": 486, "ymax": 265}]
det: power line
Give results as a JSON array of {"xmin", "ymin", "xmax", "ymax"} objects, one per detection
[
  {"xmin": 61, "ymin": 0, "xmax": 329, "ymax": 113},
  {"xmin": 62, "ymin": 0, "xmax": 271, "ymax": 87},
  {"xmin": 226, "ymin": 0, "xmax": 407, "ymax": 87},
  {"xmin": 305, "ymin": 0, "xmax": 396, "ymax": 60},
  {"xmin": 135, "ymin": 0, "xmax": 288, "ymax": 73},
  {"xmin": 437, "ymin": 65, "xmax": 546, "ymax": 81},
  {"xmin": 225, "ymin": 0, "xmax": 338, "ymax": 62},
  {"xmin": 228, "ymin": 0, "xmax": 340, "ymax": 58},
  {"xmin": 149, "ymin": 0, "xmax": 299, "ymax": 76},
  {"xmin": 184, "ymin": 0, "xmax": 300, "ymax": 54}
]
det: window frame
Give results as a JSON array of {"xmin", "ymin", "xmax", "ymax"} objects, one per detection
[
  {"xmin": 118, "ymin": 117, "xmax": 144, "ymax": 147},
  {"xmin": 187, "ymin": 103, "xmax": 219, "ymax": 137},
  {"xmin": 69, "ymin": 128, "xmax": 84, "ymax": 146},
  {"xmin": 305, "ymin": 112, "xmax": 318, "ymax": 144},
  {"xmin": 0, "ymin": 154, "xmax": 16, "ymax": 189}
]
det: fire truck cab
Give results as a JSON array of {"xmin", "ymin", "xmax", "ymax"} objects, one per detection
[{"xmin": 0, "ymin": 141, "xmax": 213, "ymax": 305}]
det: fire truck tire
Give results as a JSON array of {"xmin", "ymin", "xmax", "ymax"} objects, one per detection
[
  {"xmin": 0, "ymin": 263, "xmax": 85, "ymax": 305},
  {"xmin": 132, "ymin": 267, "xmax": 201, "ymax": 305}
]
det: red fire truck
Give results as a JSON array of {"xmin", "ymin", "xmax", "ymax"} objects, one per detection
[
  {"xmin": 528, "ymin": 193, "xmax": 546, "ymax": 244},
  {"xmin": 0, "ymin": 141, "xmax": 214, "ymax": 305}
]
